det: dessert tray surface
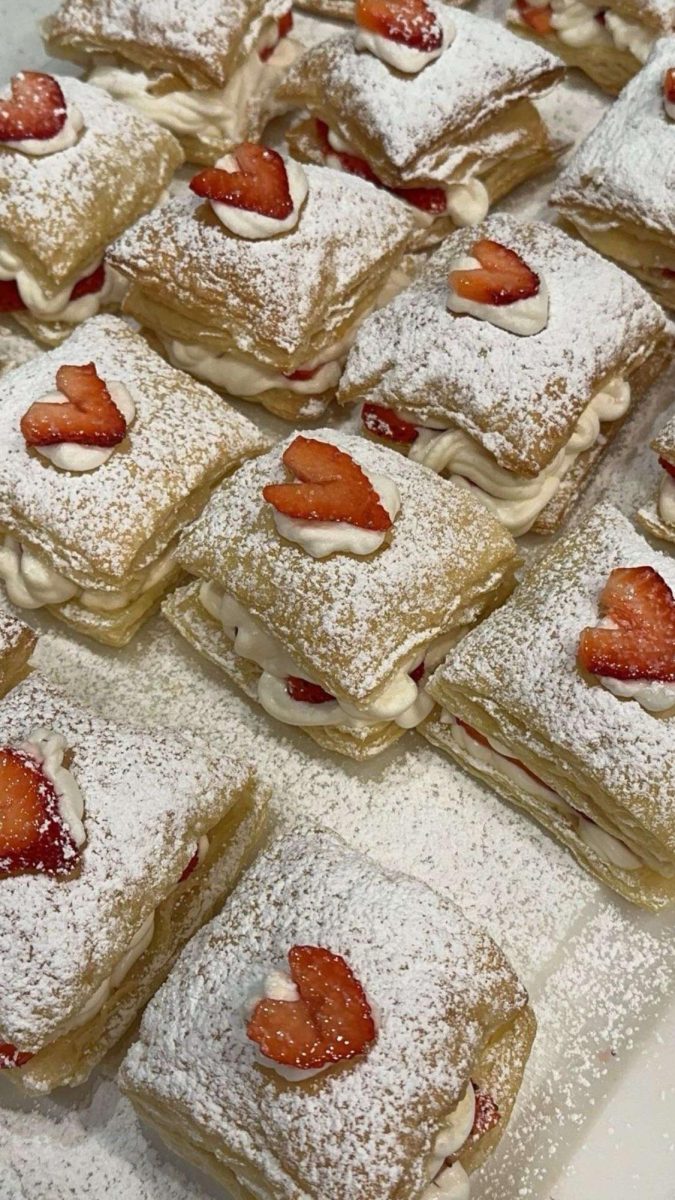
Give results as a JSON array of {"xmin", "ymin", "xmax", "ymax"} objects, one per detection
[{"xmin": 0, "ymin": 2, "xmax": 674, "ymax": 1198}]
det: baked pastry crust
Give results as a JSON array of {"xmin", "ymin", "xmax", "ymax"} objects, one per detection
[
  {"xmin": 0, "ymin": 315, "xmax": 268, "ymax": 646},
  {"xmin": 637, "ymin": 411, "xmax": 675, "ymax": 545},
  {"xmin": 552, "ymin": 40, "xmax": 675, "ymax": 309},
  {"xmin": 425, "ymin": 504, "xmax": 675, "ymax": 910},
  {"xmin": 120, "ymin": 825, "xmax": 536, "ymax": 1200},
  {"xmin": 0, "ymin": 610, "xmax": 36, "ymax": 697},
  {"xmin": 0, "ymin": 672, "xmax": 267, "ymax": 1093},
  {"xmin": 339, "ymin": 215, "xmax": 669, "ymax": 534},
  {"xmin": 109, "ymin": 166, "xmax": 420, "ymax": 420}
]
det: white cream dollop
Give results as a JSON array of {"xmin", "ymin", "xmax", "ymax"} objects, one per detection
[
  {"xmin": 445, "ymin": 179, "xmax": 490, "ymax": 227},
  {"xmin": 208, "ymin": 152, "xmax": 308, "ymax": 240},
  {"xmin": 18, "ymin": 727, "xmax": 86, "ymax": 848},
  {"xmin": 0, "ymin": 536, "xmax": 79, "ymax": 608},
  {"xmin": 447, "ymin": 253, "xmax": 549, "ymax": 336},
  {"xmin": 550, "ymin": 0, "xmax": 607, "ymax": 48},
  {"xmin": 355, "ymin": 8, "xmax": 454, "ymax": 74},
  {"xmin": 269, "ymin": 469, "xmax": 401, "ymax": 558},
  {"xmin": 31, "ymin": 381, "xmax": 135, "ymax": 472},
  {"xmin": 1, "ymin": 100, "xmax": 83, "ymax": 157}
]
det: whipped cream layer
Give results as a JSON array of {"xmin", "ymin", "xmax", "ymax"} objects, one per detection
[
  {"xmin": 510, "ymin": 0, "xmax": 655, "ymax": 62},
  {"xmin": 658, "ymin": 472, "xmax": 675, "ymax": 528},
  {"xmin": 397, "ymin": 376, "xmax": 630, "ymax": 536},
  {"xmin": 0, "ymin": 238, "xmax": 126, "ymax": 323},
  {"xmin": 200, "ymin": 583, "xmax": 459, "ymax": 731},
  {"xmin": 0, "ymin": 535, "xmax": 175, "ymax": 613},
  {"xmin": 89, "ymin": 26, "xmax": 297, "ymax": 148}
]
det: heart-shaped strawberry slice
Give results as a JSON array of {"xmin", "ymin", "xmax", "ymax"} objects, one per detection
[
  {"xmin": 0, "ymin": 71, "xmax": 67, "ymax": 143},
  {"xmin": 263, "ymin": 436, "xmax": 393, "ymax": 531},
  {"xmin": 664, "ymin": 67, "xmax": 675, "ymax": 106},
  {"xmin": 450, "ymin": 239, "xmax": 540, "ymax": 307},
  {"xmin": 190, "ymin": 143, "xmax": 293, "ymax": 220},
  {"xmin": 356, "ymin": 0, "xmax": 444, "ymax": 51},
  {"xmin": 247, "ymin": 945, "xmax": 377, "ymax": 1069},
  {"xmin": 578, "ymin": 566, "xmax": 675, "ymax": 682},
  {"xmin": 0, "ymin": 1042, "xmax": 33, "ymax": 1070},
  {"xmin": 286, "ymin": 676, "xmax": 335, "ymax": 704},
  {"xmin": 20, "ymin": 362, "xmax": 128, "ymax": 449},
  {"xmin": 659, "ymin": 456, "xmax": 675, "ymax": 481},
  {"xmin": 0, "ymin": 745, "xmax": 81, "ymax": 877},
  {"xmin": 516, "ymin": 0, "xmax": 553, "ymax": 34},
  {"xmin": 362, "ymin": 402, "xmax": 419, "ymax": 445}
]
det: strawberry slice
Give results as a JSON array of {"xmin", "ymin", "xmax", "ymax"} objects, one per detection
[
  {"xmin": 315, "ymin": 120, "xmax": 446, "ymax": 213},
  {"xmin": 0, "ymin": 262, "xmax": 105, "ymax": 314},
  {"xmin": 69, "ymin": 261, "xmax": 106, "ymax": 301},
  {"xmin": 247, "ymin": 945, "xmax": 376, "ymax": 1069},
  {"xmin": 190, "ymin": 144, "xmax": 293, "ymax": 220},
  {"xmin": 20, "ymin": 362, "xmax": 128, "ymax": 449},
  {"xmin": 0, "ymin": 746, "xmax": 80, "ymax": 877},
  {"xmin": 260, "ymin": 10, "xmax": 294, "ymax": 61},
  {"xmin": 409, "ymin": 661, "xmax": 425, "ymax": 684},
  {"xmin": 356, "ymin": 0, "xmax": 444, "ymax": 51},
  {"xmin": 0, "ymin": 1042, "xmax": 33, "ymax": 1070},
  {"xmin": 578, "ymin": 566, "xmax": 675, "ymax": 682},
  {"xmin": 284, "ymin": 364, "xmax": 321, "ymax": 382},
  {"xmin": 179, "ymin": 845, "xmax": 200, "ymax": 883},
  {"xmin": 286, "ymin": 676, "xmax": 336, "ymax": 704},
  {"xmin": 0, "ymin": 71, "xmax": 67, "ymax": 144},
  {"xmin": 0, "ymin": 279, "xmax": 25, "ymax": 313},
  {"xmin": 263, "ymin": 436, "xmax": 393, "ymax": 531},
  {"xmin": 362, "ymin": 402, "xmax": 419, "ymax": 445},
  {"xmin": 471, "ymin": 1085, "xmax": 501, "ymax": 1139},
  {"xmin": 664, "ymin": 67, "xmax": 675, "ymax": 105},
  {"xmin": 450, "ymin": 239, "xmax": 540, "ymax": 307},
  {"xmin": 515, "ymin": 0, "xmax": 553, "ymax": 34},
  {"xmin": 659, "ymin": 456, "xmax": 675, "ymax": 480},
  {"xmin": 392, "ymin": 183, "xmax": 447, "ymax": 213}
]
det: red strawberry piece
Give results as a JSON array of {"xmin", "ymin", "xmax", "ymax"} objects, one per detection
[
  {"xmin": 179, "ymin": 844, "xmax": 200, "ymax": 883},
  {"xmin": 659, "ymin": 456, "xmax": 675, "ymax": 480},
  {"xmin": 190, "ymin": 143, "xmax": 293, "ymax": 220},
  {"xmin": 516, "ymin": 0, "xmax": 553, "ymax": 34},
  {"xmin": 284, "ymin": 364, "xmax": 321, "ymax": 382},
  {"xmin": 286, "ymin": 676, "xmax": 336, "ymax": 704},
  {"xmin": 0, "ymin": 1042, "xmax": 33, "ymax": 1070},
  {"xmin": 259, "ymin": 10, "xmax": 294, "ymax": 61},
  {"xmin": 392, "ymin": 183, "xmax": 447, "ymax": 213},
  {"xmin": 20, "ymin": 361, "xmax": 128, "ymax": 449},
  {"xmin": 664, "ymin": 67, "xmax": 675, "ymax": 105},
  {"xmin": 315, "ymin": 121, "xmax": 446, "ymax": 212},
  {"xmin": 470, "ymin": 1084, "xmax": 501, "ymax": 1139},
  {"xmin": 263, "ymin": 436, "xmax": 393, "ymax": 531},
  {"xmin": 356, "ymin": 0, "xmax": 444, "ymax": 51},
  {"xmin": 661, "ymin": 267, "xmax": 675, "ymax": 279},
  {"xmin": 450, "ymin": 238, "xmax": 540, "ymax": 307},
  {"xmin": 0, "ymin": 71, "xmax": 67, "ymax": 144},
  {"xmin": 362, "ymin": 402, "xmax": 419, "ymax": 445},
  {"xmin": 409, "ymin": 661, "xmax": 425, "ymax": 684},
  {"xmin": 594, "ymin": 8, "xmax": 607, "ymax": 23},
  {"xmin": 0, "ymin": 263, "xmax": 104, "ymax": 315},
  {"xmin": 247, "ymin": 945, "xmax": 376, "ymax": 1069},
  {"xmin": 69, "ymin": 261, "xmax": 106, "ymax": 301},
  {"xmin": 0, "ymin": 278, "xmax": 26, "ymax": 313},
  {"xmin": 0, "ymin": 746, "xmax": 80, "ymax": 877},
  {"xmin": 578, "ymin": 566, "xmax": 675, "ymax": 682}
]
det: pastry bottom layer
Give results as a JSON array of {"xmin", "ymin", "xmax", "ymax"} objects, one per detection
[
  {"xmin": 10, "ymin": 300, "xmax": 121, "ymax": 348},
  {"xmin": 10, "ymin": 783, "xmax": 267, "ymax": 1094},
  {"xmin": 637, "ymin": 497, "xmax": 675, "ymax": 546},
  {"xmin": 508, "ymin": 24, "xmax": 641, "ymax": 94},
  {"xmin": 423, "ymin": 712, "xmax": 675, "ymax": 911},
  {"xmin": 557, "ymin": 214, "xmax": 675, "ymax": 312},
  {"xmin": 46, "ymin": 564, "xmax": 186, "ymax": 648},
  {"xmin": 122, "ymin": 1003, "xmax": 535, "ymax": 1200},
  {"xmin": 0, "ymin": 626, "xmax": 36, "ymax": 699}
]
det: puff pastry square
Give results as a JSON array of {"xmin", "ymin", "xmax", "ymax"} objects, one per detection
[
  {"xmin": 0, "ymin": 671, "xmax": 267, "ymax": 1093},
  {"xmin": 120, "ymin": 824, "xmax": 536, "ymax": 1200},
  {"xmin": 109, "ymin": 166, "xmax": 419, "ymax": 422},
  {"xmin": 277, "ymin": 8, "xmax": 565, "ymax": 247},
  {"xmin": 43, "ymin": 0, "xmax": 301, "ymax": 165},
  {"xmin": 163, "ymin": 429, "xmax": 518, "ymax": 760},
  {"xmin": 0, "ymin": 74, "xmax": 182, "ymax": 345},
  {"xmin": 339, "ymin": 214, "xmax": 670, "ymax": 536},
  {"xmin": 425, "ymin": 503, "xmax": 675, "ymax": 910},
  {"xmin": 0, "ymin": 314, "xmax": 268, "ymax": 646},
  {"xmin": 637, "ymin": 411, "xmax": 675, "ymax": 546},
  {"xmin": 0, "ymin": 610, "xmax": 35, "ymax": 697},
  {"xmin": 552, "ymin": 40, "xmax": 675, "ymax": 311},
  {"xmin": 508, "ymin": 0, "xmax": 674, "ymax": 94}
]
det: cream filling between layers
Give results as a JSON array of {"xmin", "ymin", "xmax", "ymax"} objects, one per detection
[
  {"xmin": 0, "ymin": 535, "xmax": 176, "ymax": 613},
  {"xmin": 509, "ymin": 0, "xmax": 654, "ymax": 61},
  {"xmin": 200, "ymin": 582, "xmax": 460, "ymax": 730},
  {"xmin": 401, "ymin": 377, "xmax": 630, "ymax": 536},
  {"xmin": 88, "ymin": 27, "xmax": 298, "ymax": 144},
  {"xmin": 0, "ymin": 239, "xmax": 127, "ymax": 323},
  {"xmin": 658, "ymin": 473, "xmax": 675, "ymax": 528}
]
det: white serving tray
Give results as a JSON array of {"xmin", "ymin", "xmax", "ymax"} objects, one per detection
[{"xmin": 0, "ymin": 2, "xmax": 673, "ymax": 1197}]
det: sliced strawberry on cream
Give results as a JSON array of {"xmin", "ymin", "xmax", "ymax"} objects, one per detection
[
  {"xmin": 0, "ymin": 741, "xmax": 83, "ymax": 877},
  {"xmin": 190, "ymin": 143, "xmax": 308, "ymax": 239},
  {"xmin": 663, "ymin": 66, "xmax": 675, "ymax": 120},
  {"xmin": 362, "ymin": 401, "xmax": 420, "ymax": 445},
  {"xmin": 447, "ymin": 237, "xmax": 549, "ymax": 336},
  {"xmin": 0, "ymin": 1042, "xmax": 33, "ymax": 1070},
  {"xmin": 20, "ymin": 362, "xmax": 135, "ymax": 473},
  {"xmin": 262, "ymin": 435, "xmax": 401, "ymax": 557},
  {"xmin": 515, "ymin": 0, "xmax": 554, "ymax": 35},
  {"xmin": 355, "ymin": 0, "xmax": 452, "ymax": 73},
  {"xmin": 247, "ymin": 944, "xmax": 376, "ymax": 1075},
  {"xmin": 0, "ymin": 70, "xmax": 82, "ymax": 156}
]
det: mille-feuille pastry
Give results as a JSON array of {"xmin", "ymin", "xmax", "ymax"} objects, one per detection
[
  {"xmin": 43, "ymin": 0, "xmax": 301, "ymax": 167},
  {"xmin": 120, "ymin": 824, "xmax": 536, "ymax": 1200},
  {"xmin": 339, "ymin": 215, "xmax": 671, "ymax": 537},
  {"xmin": 425, "ymin": 503, "xmax": 675, "ymax": 910},
  {"xmin": 637, "ymin": 411, "xmax": 675, "ymax": 546},
  {"xmin": 0, "ymin": 314, "xmax": 268, "ymax": 647},
  {"xmin": 0, "ymin": 71, "xmax": 182, "ymax": 347},
  {"xmin": 276, "ymin": 3, "xmax": 565, "ymax": 247},
  {"xmin": 508, "ymin": 0, "xmax": 674, "ymax": 94},
  {"xmin": 0, "ymin": 610, "xmax": 35, "ymax": 697},
  {"xmin": 163, "ymin": 429, "xmax": 518, "ymax": 760},
  {"xmin": 0, "ymin": 671, "xmax": 266, "ymax": 1093},
  {"xmin": 552, "ymin": 41, "xmax": 675, "ymax": 311},
  {"xmin": 108, "ymin": 154, "xmax": 419, "ymax": 422}
]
